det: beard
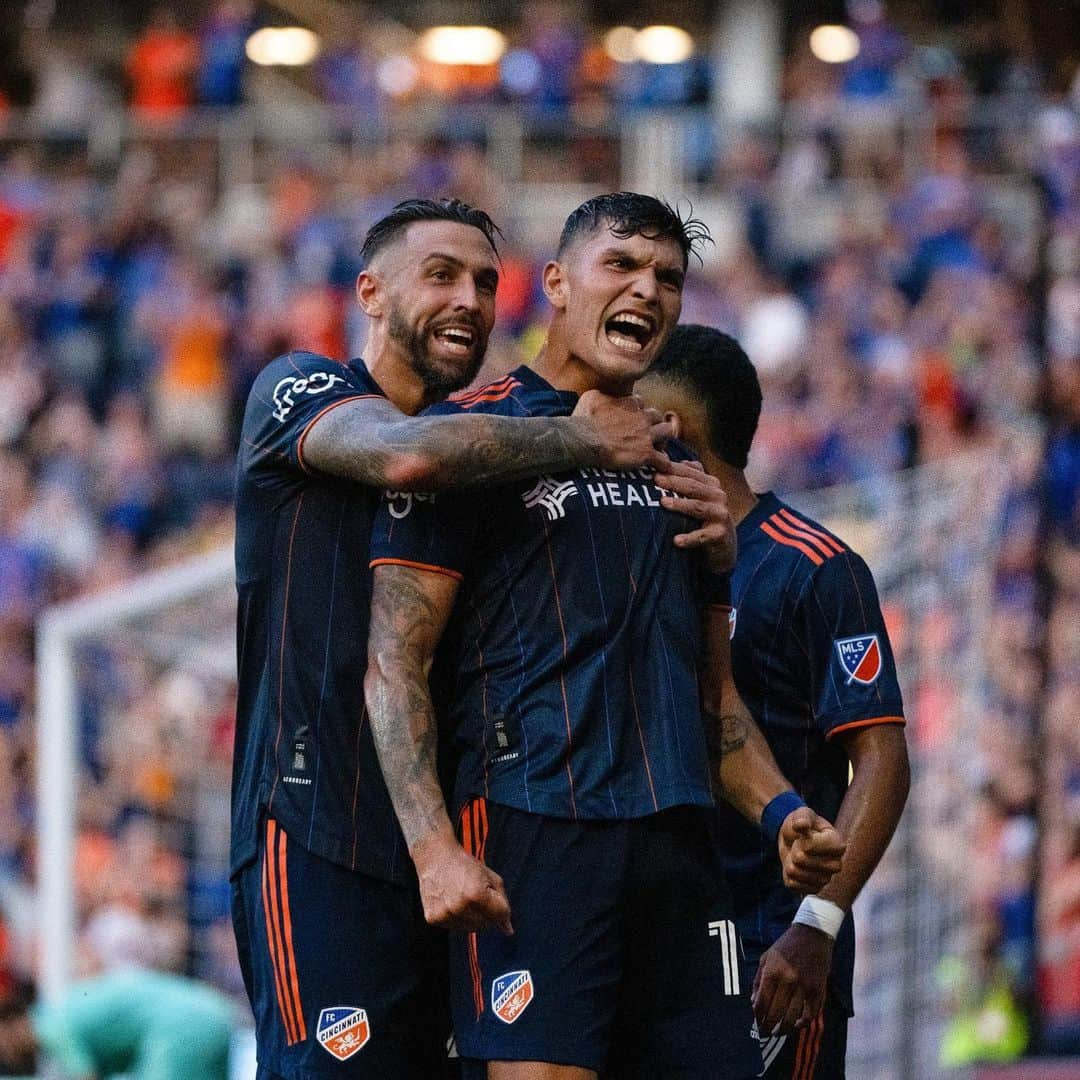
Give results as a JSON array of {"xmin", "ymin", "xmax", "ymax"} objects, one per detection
[{"xmin": 387, "ymin": 305, "xmax": 487, "ymax": 402}]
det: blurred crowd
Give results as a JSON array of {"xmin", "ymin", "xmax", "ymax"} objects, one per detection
[{"xmin": 0, "ymin": 0, "xmax": 1076, "ymax": 1066}]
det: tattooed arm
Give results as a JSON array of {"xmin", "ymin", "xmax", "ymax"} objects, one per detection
[
  {"xmin": 365, "ymin": 563, "xmax": 512, "ymax": 933},
  {"xmin": 702, "ymin": 606, "xmax": 845, "ymax": 894},
  {"xmin": 304, "ymin": 390, "xmax": 671, "ymax": 491}
]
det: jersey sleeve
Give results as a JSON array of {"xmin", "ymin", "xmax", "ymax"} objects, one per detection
[
  {"xmin": 796, "ymin": 550, "xmax": 905, "ymax": 740},
  {"xmin": 239, "ymin": 352, "xmax": 380, "ymax": 478},
  {"xmin": 369, "ymin": 484, "xmax": 480, "ymax": 582}
]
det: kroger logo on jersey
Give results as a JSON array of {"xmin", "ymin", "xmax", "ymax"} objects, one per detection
[
  {"xmin": 272, "ymin": 371, "xmax": 346, "ymax": 422},
  {"xmin": 834, "ymin": 634, "xmax": 882, "ymax": 685},
  {"xmin": 316, "ymin": 1006, "xmax": 371, "ymax": 1060},
  {"xmin": 521, "ymin": 467, "xmax": 664, "ymax": 522},
  {"xmin": 492, "ymin": 970, "xmax": 534, "ymax": 1024}
]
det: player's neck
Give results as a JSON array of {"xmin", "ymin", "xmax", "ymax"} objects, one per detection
[
  {"xmin": 700, "ymin": 455, "xmax": 757, "ymax": 525},
  {"xmin": 365, "ymin": 341, "xmax": 432, "ymax": 415},
  {"xmin": 531, "ymin": 344, "xmax": 634, "ymax": 399}
]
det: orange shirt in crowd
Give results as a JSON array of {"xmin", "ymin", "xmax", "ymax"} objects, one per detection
[{"xmin": 126, "ymin": 28, "xmax": 198, "ymax": 116}]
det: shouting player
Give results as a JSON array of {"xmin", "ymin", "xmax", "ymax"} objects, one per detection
[
  {"xmin": 640, "ymin": 324, "xmax": 910, "ymax": 1079},
  {"xmin": 365, "ymin": 194, "xmax": 846, "ymax": 1080},
  {"xmin": 231, "ymin": 198, "xmax": 675, "ymax": 1079}
]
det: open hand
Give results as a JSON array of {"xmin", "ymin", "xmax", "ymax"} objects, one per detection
[
  {"xmin": 654, "ymin": 459, "xmax": 736, "ymax": 573},
  {"xmin": 752, "ymin": 923, "xmax": 833, "ymax": 1035}
]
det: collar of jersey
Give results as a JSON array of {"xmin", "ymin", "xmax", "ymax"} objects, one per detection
[
  {"xmin": 737, "ymin": 491, "xmax": 781, "ymax": 543},
  {"xmin": 512, "ymin": 364, "xmax": 581, "ymax": 411},
  {"xmin": 349, "ymin": 356, "xmax": 388, "ymax": 398}
]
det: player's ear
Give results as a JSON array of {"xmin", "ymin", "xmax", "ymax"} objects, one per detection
[
  {"xmin": 356, "ymin": 270, "xmax": 384, "ymax": 317},
  {"xmin": 542, "ymin": 260, "xmax": 568, "ymax": 310},
  {"xmin": 664, "ymin": 410, "xmax": 683, "ymax": 439}
]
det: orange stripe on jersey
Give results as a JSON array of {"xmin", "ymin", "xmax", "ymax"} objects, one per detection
[
  {"xmin": 760, "ymin": 521, "xmax": 824, "ymax": 566},
  {"xmin": 262, "ymin": 820, "xmax": 298, "ymax": 1045},
  {"xmin": 543, "ymin": 533, "xmax": 578, "ymax": 817},
  {"xmin": 456, "ymin": 385, "xmax": 520, "ymax": 409},
  {"xmin": 777, "ymin": 508, "xmax": 845, "ymax": 555},
  {"xmin": 768, "ymin": 514, "xmax": 836, "ymax": 561},
  {"xmin": 369, "ymin": 557, "xmax": 464, "ymax": 582},
  {"xmin": 268, "ymin": 495, "xmax": 304, "ymax": 823},
  {"xmin": 627, "ymin": 667, "xmax": 659, "ymax": 812},
  {"xmin": 451, "ymin": 376, "xmax": 518, "ymax": 404},
  {"xmin": 826, "ymin": 715, "xmax": 905, "ymax": 739},
  {"xmin": 459, "ymin": 799, "xmax": 487, "ymax": 1018},
  {"xmin": 805, "ymin": 1014, "xmax": 825, "ymax": 1078},
  {"xmin": 276, "ymin": 826, "xmax": 307, "ymax": 1043},
  {"xmin": 296, "ymin": 395, "xmax": 384, "ymax": 473}
]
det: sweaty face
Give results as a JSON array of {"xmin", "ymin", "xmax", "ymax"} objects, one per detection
[
  {"xmin": 556, "ymin": 226, "xmax": 686, "ymax": 389},
  {"xmin": 378, "ymin": 220, "xmax": 499, "ymax": 399}
]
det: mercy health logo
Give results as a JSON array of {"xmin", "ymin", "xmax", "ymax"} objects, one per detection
[
  {"xmin": 492, "ymin": 970, "xmax": 534, "ymax": 1024},
  {"xmin": 272, "ymin": 371, "xmax": 346, "ymax": 422},
  {"xmin": 835, "ymin": 634, "xmax": 882, "ymax": 685},
  {"xmin": 316, "ymin": 1006, "xmax": 370, "ymax": 1061},
  {"xmin": 522, "ymin": 476, "xmax": 579, "ymax": 521}
]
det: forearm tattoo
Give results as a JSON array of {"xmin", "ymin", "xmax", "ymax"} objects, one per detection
[
  {"xmin": 703, "ymin": 706, "xmax": 751, "ymax": 763},
  {"xmin": 316, "ymin": 404, "xmax": 599, "ymax": 490},
  {"xmin": 366, "ymin": 568, "xmax": 450, "ymax": 848}
]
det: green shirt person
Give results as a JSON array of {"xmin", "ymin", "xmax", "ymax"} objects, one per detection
[{"xmin": 0, "ymin": 969, "xmax": 235, "ymax": 1079}]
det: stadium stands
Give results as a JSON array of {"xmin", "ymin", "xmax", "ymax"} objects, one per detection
[{"xmin": 0, "ymin": 3, "xmax": 1076, "ymax": 1072}]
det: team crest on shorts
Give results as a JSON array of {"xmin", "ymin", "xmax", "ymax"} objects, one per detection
[
  {"xmin": 835, "ymin": 634, "xmax": 882, "ymax": 685},
  {"xmin": 316, "ymin": 1006, "xmax": 370, "ymax": 1060},
  {"xmin": 492, "ymin": 970, "xmax": 534, "ymax": 1024}
]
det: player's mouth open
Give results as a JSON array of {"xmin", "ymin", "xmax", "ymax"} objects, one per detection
[
  {"xmin": 433, "ymin": 325, "xmax": 476, "ymax": 355},
  {"xmin": 604, "ymin": 312, "xmax": 655, "ymax": 354}
]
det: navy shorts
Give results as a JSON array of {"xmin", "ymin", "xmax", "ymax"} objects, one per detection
[
  {"xmin": 756, "ymin": 991, "xmax": 849, "ymax": 1079},
  {"xmin": 232, "ymin": 817, "xmax": 453, "ymax": 1079},
  {"xmin": 452, "ymin": 800, "xmax": 759, "ymax": 1079}
]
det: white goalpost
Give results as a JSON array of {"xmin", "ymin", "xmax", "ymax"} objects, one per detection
[{"xmin": 35, "ymin": 545, "xmax": 234, "ymax": 1004}]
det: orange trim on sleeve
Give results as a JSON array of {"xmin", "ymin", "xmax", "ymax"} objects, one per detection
[
  {"xmin": 826, "ymin": 715, "xmax": 905, "ymax": 740},
  {"xmin": 369, "ymin": 557, "xmax": 464, "ymax": 582},
  {"xmin": 295, "ymin": 394, "xmax": 385, "ymax": 473}
]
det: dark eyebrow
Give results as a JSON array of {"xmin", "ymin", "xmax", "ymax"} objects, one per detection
[
  {"xmin": 421, "ymin": 252, "xmax": 467, "ymax": 268},
  {"xmin": 598, "ymin": 247, "xmax": 639, "ymax": 264}
]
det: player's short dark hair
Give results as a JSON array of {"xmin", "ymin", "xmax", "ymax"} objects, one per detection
[
  {"xmin": 556, "ymin": 192, "xmax": 711, "ymax": 269},
  {"xmin": 360, "ymin": 198, "xmax": 503, "ymax": 265},
  {"xmin": 647, "ymin": 324, "xmax": 762, "ymax": 469}
]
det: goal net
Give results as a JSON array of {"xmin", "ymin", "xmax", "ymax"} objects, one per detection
[{"xmin": 35, "ymin": 450, "xmax": 1012, "ymax": 1079}]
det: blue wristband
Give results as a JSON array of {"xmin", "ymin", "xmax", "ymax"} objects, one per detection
[{"xmin": 761, "ymin": 791, "xmax": 806, "ymax": 845}]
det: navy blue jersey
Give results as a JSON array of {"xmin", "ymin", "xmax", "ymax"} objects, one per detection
[
  {"xmin": 717, "ymin": 492, "xmax": 905, "ymax": 1013},
  {"xmin": 370, "ymin": 365, "xmax": 714, "ymax": 821},
  {"xmin": 232, "ymin": 351, "xmax": 410, "ymax": 884}
]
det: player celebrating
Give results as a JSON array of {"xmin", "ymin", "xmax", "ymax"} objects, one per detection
[
  {"xmin": 639, "ymin": 324, "xmax": 910, "ymax": 1079},
  {"xmin": 231, "ymin": 198, "xmax": 675, "ymax": 1079},
  {"xmin": 365, "ymin": 194, "xmax": 845, "ymax": 1080}
]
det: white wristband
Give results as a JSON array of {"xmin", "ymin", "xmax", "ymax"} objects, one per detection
[{"xmin": 793, "ymin": 895, "xmax": 845, "ymax": 940}]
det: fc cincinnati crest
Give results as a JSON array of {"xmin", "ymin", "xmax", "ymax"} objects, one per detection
[
  {"xmin": 492, "ymin": 970, "xmax": 534, "ymax": 1024},
  {"xmin": 317, "ymin": 1006, "xmax": 371, "ymax": 1060},
  {"xmin": 835, "ymin": 634, "xmax": 882, "ymax": 685}
]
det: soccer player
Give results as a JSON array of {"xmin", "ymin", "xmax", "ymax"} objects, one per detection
[
  {"xmin": 231, "ymin": 198, "xmax": 676, "ymax": 1079},
  {"xmin": 0, "ymin": 970, "xmax": 235, "ymax": 1079},
  {"xmin": 365, "ymin": 194, "xmax": 846, "ymax": 1080},
  {"xmin": 639, "ymin": 324, "xmax": 910, "ymax": 1079}
]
